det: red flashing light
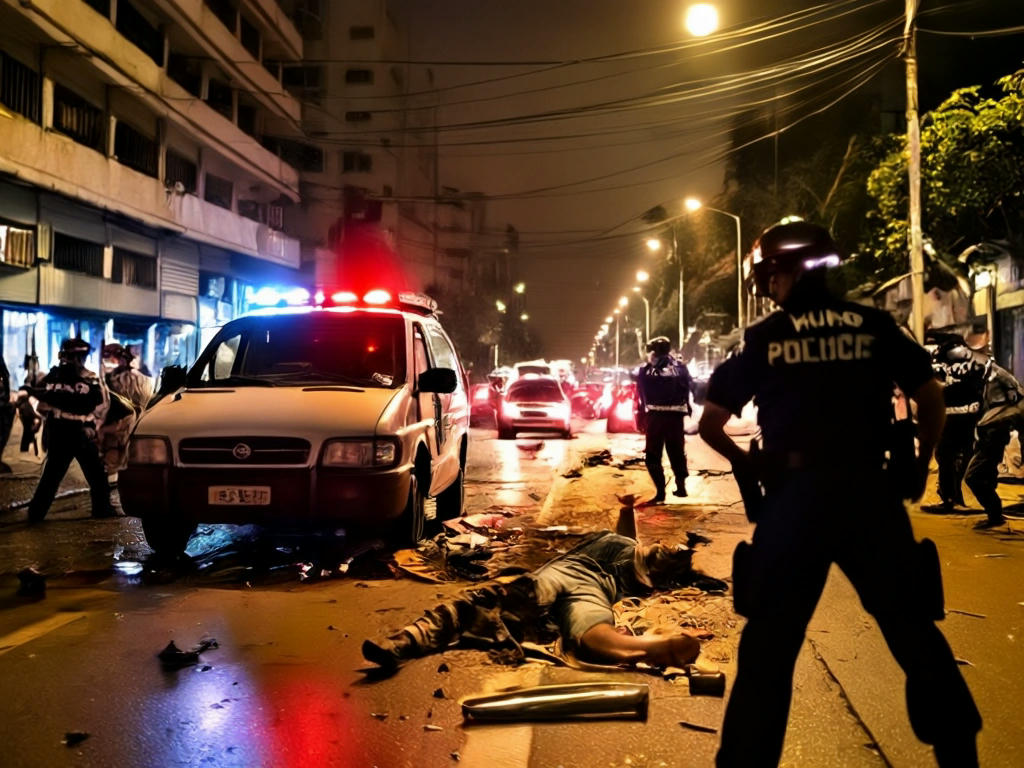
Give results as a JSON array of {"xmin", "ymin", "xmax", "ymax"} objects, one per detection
[
  {"xmin": 363, "ymin": 289, "xmax": 392, "ymax": 305},
  {"xmin": 331, "ymin": 290, "xmax": 359, "ymax": 304}
]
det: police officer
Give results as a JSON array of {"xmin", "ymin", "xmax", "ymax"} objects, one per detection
[
  {"xmin": 930, "ymin": 336, "xmax": 985, "ymax": 509},
  {"xmin": 964, "ymin": 357, "xmax": 1024, "ymax": 528},
  {"xmin": 698, "ymin": 221, "xmax": 980, "ymax": 767},
  {"xmin": 636, "ymin": 336, "xmax": 692, "ymax": 503},
  {"xmin": 0, "ymin": 355, "xmax": 14, "ymax": 473},
  {"xmin": 25, "ymin": 338, "xmax": 117, "ymax": 522}
]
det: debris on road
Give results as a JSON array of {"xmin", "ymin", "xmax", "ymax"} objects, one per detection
[
  {"xmin": 679, "ymin": 720, "xmax": 718, "ymax": 734},
  {"xmin": 947, "ymin": 608, "xmax": 986, "ymax": 619},
  {"xmin": 157, "ymin": 637, "xmax": 219, "ymax": 668},
  {"xmin": 370, "ymin": 712, "xmax": 388, "ymax": 720},
  {"xmin": 16, "ymin": 566, "xmax": 46, "ymax": 598},
  {"xmin": 63, "ymin": 731, "xmax": 90, "ymax": 747},
  {"xmin": 423, "ymin": 724, "xmax": 443, "ymax": 732}
]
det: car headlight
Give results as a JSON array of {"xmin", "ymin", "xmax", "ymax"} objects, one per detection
[
  {"xmin": 129, "ymin": 436, "xmax": 170, "ymax": 465},
  {"xmin": 321, "ymin": 439, "xmax": 399, "ymax": 468}
]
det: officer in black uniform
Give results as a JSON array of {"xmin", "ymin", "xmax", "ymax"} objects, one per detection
[
  {"xmin": 0, "ymin": 355, "xmax": 14, "ymax": 473},
  {"xmin": 25, "ymin": 338, "xmax": 117, "ymax": 523},
  {"xmin": 699, "ymin": 221, "xmax": 980, "ymax": 767},
  {"xmin": 636, "ymin": 336, "xmax": 692, "ymax": 503}
]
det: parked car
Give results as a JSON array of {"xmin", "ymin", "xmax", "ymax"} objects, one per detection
[
  {"xmin": 497, "ymin": 376, "xmax": 572, "ymax": 439},
  {"xmin": 470, "ymin": 383, "xmax": 499, "ymax": 427},
  {"xmin": 119, "ymin": 290, "xmax": 470, "ymax": 556}
]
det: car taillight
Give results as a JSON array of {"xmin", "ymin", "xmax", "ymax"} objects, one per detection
[{"xmin": 614, "ymin": 400, "xmax": 634, "ymax": 420}]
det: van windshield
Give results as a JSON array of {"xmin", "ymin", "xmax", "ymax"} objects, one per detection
[{"xmin": 192, "ymin": 313, "xmax": 406, "ymax": 388}]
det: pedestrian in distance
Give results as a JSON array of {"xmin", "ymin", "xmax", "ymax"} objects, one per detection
[
  {"xmin": 698, "ymin": 220, "xmax": 981, "ymax": 768},
  {"xmin": 24, "ymin": 338, "xmax": 119, "ymax": 522},
  {"xmin": 362, "ymin": 498, "xmax": 718, "ymax": 673},
  {"xmin": 929, "ymin": 334, "xmax": 986, "ymax": 510},
  {"xmin": 963, "ymin": 357, "xmax": 1024, "ymax": 529},
  {"xmin": 0, "ymin": 354, "xmax": 15, "ymax": 473},
  {"xmin": 102, "ymin": 343, "xmax": 154, "ymax": 413},
  {"xmin": 636, "ymin": 336, "xmax": 693, "ymax": 503}
]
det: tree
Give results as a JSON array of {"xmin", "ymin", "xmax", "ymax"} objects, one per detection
[{"xmin": 863, "ymin": 69, "xmax": 1024, "ymax": 276}]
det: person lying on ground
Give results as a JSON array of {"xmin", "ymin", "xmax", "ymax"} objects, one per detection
[{"xmin": 362, "ymin": 499, "xmax": 723, "ymax": 673}]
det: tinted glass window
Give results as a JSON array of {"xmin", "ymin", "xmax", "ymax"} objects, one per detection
[
  {"xmin": 193, "ymin": 314, "xmax": 406, "ymax": 388},
  {"xmin": 507, "ymin": 380, "xmax": 564, "ymax": 402}
]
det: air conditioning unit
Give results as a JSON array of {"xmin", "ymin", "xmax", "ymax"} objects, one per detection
[{"xmin": 267, "ymin": 204, "xmax": 284, "ymax": 230}]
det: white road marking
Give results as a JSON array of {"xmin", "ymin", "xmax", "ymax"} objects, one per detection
[{"xmin": 0, "ymin": 613, "xmax": 87, "ymax": 656}]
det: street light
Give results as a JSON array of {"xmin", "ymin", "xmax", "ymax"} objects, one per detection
[
  {"xmin": 636, "ymin": 269, "xmax": 649, "ymax": 283},
  {"xmin": 684, "ymin": 3, "xmax": 719, "ymax": 37},
  {"xmin": 513, "ymin": 282, "xmax": 526, "ymax": 294},
  {"xmin": 495, "ymin": 299, "xmax": 507, "ymax": 313},
  {"xmin": 685, "ymin": 196, "xmax": 744, "ymax": 329},
  {"xmin": 645, "ymin": 230, "xmax": 685, "ymax": 348},
  {"xmin": 519, "ymin": 312, "xmax": 529, "ymax": 322}
]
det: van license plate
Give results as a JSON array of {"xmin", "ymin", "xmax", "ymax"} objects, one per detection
[{"xmin": 208, "ymin": 486, "xmax": 271, "ymax": 505}]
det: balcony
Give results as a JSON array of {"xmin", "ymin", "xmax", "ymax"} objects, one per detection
[{"xmin": 0, "ymin": 113, "xmax": 298, "ymax": 268}]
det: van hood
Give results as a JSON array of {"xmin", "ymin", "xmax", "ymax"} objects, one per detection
[{"xmin": 136, "ymin": 386, "xmax": 402, "ymax": 442}]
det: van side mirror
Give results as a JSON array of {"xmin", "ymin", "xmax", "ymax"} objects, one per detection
[
  {"xmin": 157, "ymin": 365, "xmax": 187, "ymax": 395},
  {"xmin": 418, "ymin": 367, "xmax": 457, "ymax": 394}
]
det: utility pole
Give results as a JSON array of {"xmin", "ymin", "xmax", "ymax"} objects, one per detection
[
  {"xmin": 674, "ymin": 225, "xmax": 684, "ymax": 349},
  {"xmin": 904, "ymin": 0, "xmax": 925, "ymax": 342}
]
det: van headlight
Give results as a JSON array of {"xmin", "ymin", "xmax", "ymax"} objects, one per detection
[
  {"xmin": 321, "ymin": 438, "xmax": 399, "ymax": 468},
  {"xmin": 129, "ymin": 436, "xmax": 171, "ymax": 465}
]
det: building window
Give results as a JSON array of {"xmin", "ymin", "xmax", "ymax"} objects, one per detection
[
  {"xmin": 0, "ymin": 222, "xmax": 35, "ymax": 268},
  {"xmin": 167, "ymin": 52, "xmax": 202, "ymax": 97},
  {"xmin": 342, "ymin": 151, "xmax": 372, "ymax": 173},
  {"xmin": 112, "ymin": 247, "xmax": 157, "ymax": 288},
  {"xmin": 281, "ymin": 65, "xmax": 323, "ymax": 102},
  {"xmin": 53, "ymin": 84, "xmax": 104, "ymax": 151},
  {"xmin": 114, "ymin": 121, "xmax": 158, "ymax": 177},
  {"xmin": 204, "ymin": 173, "xmax": 233, "ymax": 210},
  {"xmin": 291, "ymin": 0, "xmax": 323, "ymax": 40},
  {"xmin": 240, "ymin": 15, "xmax": 260, "ymax": 59},
  {"xmin": 349, "ymin": 26, "xmax": 374, "ymax": 40},
  {"xmin": 0, "ymin": 51, "xmax": 41, "ymax": 123},
  {"xmin": 206, "ymin": 78, "xmax": 233, "ymax": 120},
  {"xmin": 237, "ymin": 101, "xmax": 257, "ymax": 136},
  {"xmin": 237, "ymin": 199, "xmax": 261, "ymax": 223},
  {"xmin": 165, "ymin": 149, "xmax": 197, "ymax": 194},
  {"xmin": 345, "ymin": 69, "xmax": 373, "ymax": 85},
  {"xmin": 115, "ymin": 0, "xmax": 163, "ymax": 66},
  {"xmin": 262, "ymin": 136, "xmax": 324, "ymax": 173},
  {"xmin": 344, "ymin": 111, "xmax": 371, "ymax": 122},
  {"xmin": 83, "ymin": 0, "xmax": 111, "ymax": 16},
  {"xmin": 205, "ymin": 0, "xmax": 236, "ymax": 32},
  {"xmin": 53, "ymin": 233, "xmax": 104, "ymax": 277}
]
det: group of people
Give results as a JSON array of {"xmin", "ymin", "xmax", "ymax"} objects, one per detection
[
  {"xmin": 931, "ymin": 332, "xmax": 1024, "ymax": 528},
  {"xmin": 364, "ymin": 220, "xmax": 981, "ymax": 767},
  {"xmin": 1, "ymin": 340, "xmax": 153, "ymax": 523}
]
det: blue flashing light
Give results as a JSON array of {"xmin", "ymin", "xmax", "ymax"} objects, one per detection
[{"xmin": 246, "ymin": 285, "xmax": 311, "ymax": 308}]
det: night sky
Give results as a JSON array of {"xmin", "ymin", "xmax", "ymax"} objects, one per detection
[{"xmin": 389, "ymin": 0, "xmax": 1024, "ymax": 361}]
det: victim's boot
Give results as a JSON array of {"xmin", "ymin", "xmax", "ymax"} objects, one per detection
[{"xmin": 362, "ymin": 603, "xmax": 461, "ymax": 671}]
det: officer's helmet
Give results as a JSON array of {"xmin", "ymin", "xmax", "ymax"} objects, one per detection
[
  {"xmin": 59, "ymin": 337, "xmax": 92, "ymax": 362},
  {"xmin": 748, "ymin": 220, "xmax": 841, "ymax": 297},
  {"xmin": 646, "ymin": 336, "xmax": 672, "ymax": 356}
]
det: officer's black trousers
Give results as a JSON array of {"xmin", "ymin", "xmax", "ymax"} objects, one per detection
[
  {"xmin": 28, "ymin": 420, "xmax": 110, "ymax": 522},
  {"xmin": 716, "ymin": 468, "xmax": 981, "ymax": 768},
  {"xmin": 643, "ymin": 411, "xmax": 687, "ymax": 494},
  {"xmin": 935, "ymin": 413, "xmax": 978, "ymax": 505},
  {"xmin": 964, "ymin": 423, "xmax": 1011, "ymax": 522}
]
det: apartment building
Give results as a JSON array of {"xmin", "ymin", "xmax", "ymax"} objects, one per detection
[{"xmin": 0, "ymin": 0, "xmax": 309, "ymax": 381}]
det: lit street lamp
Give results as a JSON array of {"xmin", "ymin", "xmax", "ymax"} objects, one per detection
[
  {"xmin": 684, "ymin": 3, "xmax": 719, "ymax": 37},
  {"xmin": 685, "ymin": 196, "xmax": 744, "ymax": 329}
]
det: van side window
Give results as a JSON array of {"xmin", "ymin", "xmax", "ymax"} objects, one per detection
[
  {"xmin": 208, "ymin": 334, "xmax": 241, "ymax": 380},
  {"xmin": 413, "ymin": 326, "xmax": 431, "ymax": 376},
  {"xmin": 425, "ymin": 324, "xmax": 462, "ymax": 391}
]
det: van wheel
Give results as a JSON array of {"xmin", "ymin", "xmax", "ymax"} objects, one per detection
[
  {"xmin": 435, "ymin": 468, "xmax": 464, "ymax": 521},
  {"xmin": 394, "ymin": 475, "xmax": 426, "ymax": 546},
  {"xmin": 498, "ymin": 423, "xmax": 516, "ymax": 440},
  {"xmin": 142, "ymin": 514, "xmax": 194, "ymax": 559}
]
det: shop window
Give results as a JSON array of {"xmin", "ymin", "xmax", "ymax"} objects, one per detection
[
  {"xmin": 204, "ymin": 173, "xmax": 233, "ymax": 209},
  {"xmin": 344, "ymin": 111, "xmax": 371, "ymax": 123},
  {"xmin": 342, "ymin": 151, "xmax": 372, "ymax": 173},
  {"xmin": 205, "ymin": 77, "xmax": 233, "ymax": 120},
  {"xmin": 345, "ymin": 69, "xmax": 373, "ymax": 85},
  {"xmin": 0, "ymin": 50, "xmax": 41, "ymax": 123},
  {"xmin": 114, "ymin": 120, "xmax": 158, "ymax": 177},
  {"xmin": 240, "ymin": 15, "xmax": 260, "ymax": 59},
  {"xmin": 53, "ymin": 84, "xmax": 104, "ymax": 151},
  {"xmin": 53, "ymin": 232, "xmax": 104, "ymax": 277},
  {"xmin": 349, "ymin": 26, "xmax": 374, "ymax": 40},
  {"xmin": 165, "ymin": 149, "xmax": 197, "ymax": 194},
  {"xmin": 112, "ymin": 247, "xmax": 157, "ymax": 289},
  {"xmin": 205, "ymin": 0, "xmax": 236, "ymax": 32},
  {"xmin": 167, "ymin": 52, "xmax": 201, "ymax": 97},
  {"xmin": 0, "ymin": 222, "xmax": 35, "ymax": 268},
  {"xmin": 115, "ymin": 0, "xmax": 163, "ymax": 66}
]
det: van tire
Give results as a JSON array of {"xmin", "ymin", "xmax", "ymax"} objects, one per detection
[
  {"xmin": 435, "ymin": 468, "xmax": 465, "ymax": 520},
  {"xmin": 395, "ymin": 474, "xmax": 426, "ymax": 546},
  {"xmin": 142, "ymin": 514, "xmax": 194, "ymax": 558}
]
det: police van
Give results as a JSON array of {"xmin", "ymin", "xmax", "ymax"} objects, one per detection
[{"xmin": 119, "ymin": 289, "xmax": 469, "ymax": 556}]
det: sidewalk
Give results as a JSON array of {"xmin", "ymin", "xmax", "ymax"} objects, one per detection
[{"xmin": 0, "ymin": 416, "xmax": 88, "ymax": 519}]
